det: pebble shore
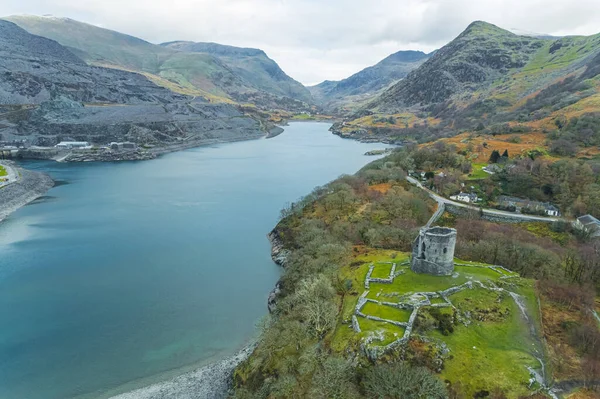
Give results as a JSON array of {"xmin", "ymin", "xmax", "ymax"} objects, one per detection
[
  {"xmin": 109, "ymin": 345, "xmax": 255, "ymax": 399},
  {"xmin": 0, "ymin": 161, "xmax": 54, "ymax": 223}
]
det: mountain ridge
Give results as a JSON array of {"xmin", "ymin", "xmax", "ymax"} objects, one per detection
[
  {"xmin": 160, "ymin": 40, "xmax": 313, "ymax": 104},
  {"xmin": 0, "ymin": 19, "xmax": 263, "ymax": 154},
  {"xmin": 3, "ymin": 15, "xmax": 313, "ymax": 110},
  {"xmin": 331, "ymin": 20, "xmax": 600, "ymax": 149},
  {"xmin": 161, "ymin": 41, "xmax": 267, "ymax": 57},
  {"xmin": 308, "ymin": 49, "xmax": 431, "ymax": 113}
]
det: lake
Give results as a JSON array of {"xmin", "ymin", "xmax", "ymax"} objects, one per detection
[{"xmin": 0, "ymin": 122, "xmax": 384, "ymax": 399}]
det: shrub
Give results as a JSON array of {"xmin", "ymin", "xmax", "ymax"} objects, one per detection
[
  {"xmin": 549, "ymin": 139, "xmax": 578, "ymax": 157},
  {"xmin": 362, "ymin": 362, "xmax": 448, "ymax": 399},
  {"xmin": 429, "ymin": 307, "xmax": 455, "ymax": 336}
]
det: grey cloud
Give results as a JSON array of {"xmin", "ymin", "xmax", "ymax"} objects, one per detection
[{"xmin": 1, "ymin": 0, "xmax": 599, "ymax": 84}]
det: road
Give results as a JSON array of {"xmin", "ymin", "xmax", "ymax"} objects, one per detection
[{"xmin": 406, "ymin": 176, "xmax": 562, "ymax": 223}]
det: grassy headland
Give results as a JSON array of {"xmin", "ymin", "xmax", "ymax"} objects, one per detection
[{"xmin": 233, "ymin": 142, "xmax": 600, "ymax": 398}]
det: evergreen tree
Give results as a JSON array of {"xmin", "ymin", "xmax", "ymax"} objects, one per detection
[{"xmin": 489, "ymin": 150, "xmax": 501, "ymax": 163}]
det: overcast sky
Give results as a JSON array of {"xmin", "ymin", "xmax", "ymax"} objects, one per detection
[{"xmin": 2, "ymin": 0, "xmax": 600, "ymax": 85}]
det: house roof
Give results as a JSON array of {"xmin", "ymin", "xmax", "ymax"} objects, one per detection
[
  {"xmin": 454, "ymin": 192, "xmax": 477, "ymax": 199},
  {"xmin": 578, "ymin": 214, "xmax": 600, "ymax": 227},
  {"xmin": 497, "ymin": 195, "xmax": 559, "ymax": 212}
]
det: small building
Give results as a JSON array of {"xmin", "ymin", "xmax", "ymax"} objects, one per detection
[
  {"xmin": 545, "ymin": 205, "xmax": 560, "ymax": 217},
  {"xmin": 575, "ymin": 215, "xmax": 600, "ymax": 238},
  {"xmin": 109, "ymin": 142, "xmax": 137, "ymax": 151},
  {"xmin": 497, "ymin": 195, "xmax": 560, "ymax": 217},
  {"xmin": 450, "ymin": 192, "xmax": 478, "ymax": 203},
  {"xmin": 483, "ymin": 164, "xmax": 502, "ymax": 174},
  {"xmin": 55, "ymin": 141, "xmax": 90, "ymax": 149}
]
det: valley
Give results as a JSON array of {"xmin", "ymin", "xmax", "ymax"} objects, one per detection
[{"xmin": 0, "ymin": 10, "xmax": 599, "ymax": 399}]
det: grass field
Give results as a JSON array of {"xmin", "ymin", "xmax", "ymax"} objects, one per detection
[
  {"xmin": 0, "ymin": 165, "xmax": 7, "ymax": 177},
  {"xmin": 370, "ymin": 262, "xmax": 393, "ymax": 279},
  {"xmin": 365, "ymin": 263, "xmax": 504, "ymax": 300},
  {"xmin": 432, "ymin": 315, "xmax": 538, "ymax": 397},
  {"xmin": 357, "ymin": 318, "xmax": 406, "ymax": 345},
  {"xmin": 468, "ymin": 163, "xmax": 489, "ymax": 180},
  {"xmin": 334, "ymin": 250, "xmax": 544, "ymax": 398},
  {"xmin": 361, "ymin": 302, "xmax": 412, "ymax": 322}
]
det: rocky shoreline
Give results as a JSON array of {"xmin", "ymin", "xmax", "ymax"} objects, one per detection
[
  {"xmin": 109, "ymin": 344, "xmax": 256, "ymax": 399},
  {"xmin": 45, "ymin": 130, "xmax": 266, "ymax": 162},
  {"xmin": 0, "ymin": 161, "xmax": 54, "ymax": 223},
  {"xmin": 267, "ymin": 229, "xmax": 290, "ymax": 313},
  {"xmin": 267, "ymin": 229, "xmax": 290, "ymax": 267}
]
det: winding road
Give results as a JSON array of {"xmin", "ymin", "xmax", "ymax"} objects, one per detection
[{"xmin": 406, "ymin": 176, "xmax": 563, "ymax": 224}]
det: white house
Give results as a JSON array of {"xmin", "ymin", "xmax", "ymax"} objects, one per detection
[
  {"xmin": 450, "ymin": 192, "xmax": 479, "ymax": 203},
  {"xmin": 545, "ymin": 205, "xmax": 560, "ymax": 217},
  {"xmin": 55, "ymin": 141, "xmax": 91, "ymax": 149}
]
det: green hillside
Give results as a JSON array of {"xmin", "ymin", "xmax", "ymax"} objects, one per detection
[
  {"xmin": 5, "ymin": 15, "xmax": 171, "ymax": 73},
  {"xmin": 335, "ymin": 21, "xmax": 600, "ymax": 146},
  {"xmin": 162, "ymin": 41, "xmax": 313, "ymax": 104}
]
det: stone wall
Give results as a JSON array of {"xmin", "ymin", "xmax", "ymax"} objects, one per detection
[{"xmin": 445, "ymin": 203, "xmax": 554, "ymax": 224}]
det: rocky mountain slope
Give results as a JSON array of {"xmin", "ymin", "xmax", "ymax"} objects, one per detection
[
  {"xmin": 372, "ymin": 22, "xmax": 550, "ymax": 110},
  {"xmin": 4, "ymin": 15, "xmax": 313, "ymax": 111},
  {"xmin": 309, "ymin": 50, "xmax": 430, "ymax": 112},
  {"xmin": 0, "ymin": 20, "xmax": 263, "ymax": 152},
  {"xmin": 161, "ymin": 41, "xmax": 313, "ymax": 104},
  {"xmin": 335, "ymin": 21, "xmax": 600, "ymax": 145}
]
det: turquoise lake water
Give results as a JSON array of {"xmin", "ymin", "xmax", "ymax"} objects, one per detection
[{"xmin": 0, "ymin": 123, "xmax": 384, "ymax": 399}]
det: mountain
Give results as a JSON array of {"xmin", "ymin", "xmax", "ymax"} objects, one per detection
[
  {"xmin": 161, "ymin": 41, "xmax": 313, "ymax": 104},
  {"xmin": 335, "ymin": 21, "xmax": 600, "ymax": 145},
  {"xmin": 308, "ymin": 50, "xmax": 430, "ymax": 112},
  {"xmin": 3, "ymin": 15, "xmax": 312, "ymax": 110},
  {"xmin": 0, "ymin": 19, "xmax": 262, "ymax": 155},
  {"xmin": 372, "ymin": 22, "xmax": 549, "ymax": 110}
]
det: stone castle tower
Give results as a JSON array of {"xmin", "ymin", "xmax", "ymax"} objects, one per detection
[{"xmin": 411, "ymin": 227, "xmax": 457, "ymax": 276}]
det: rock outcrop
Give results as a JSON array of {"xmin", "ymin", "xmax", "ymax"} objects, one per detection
[{"xmin": 268, "ymin": 229, "xmax": 290, "ymax": 267}]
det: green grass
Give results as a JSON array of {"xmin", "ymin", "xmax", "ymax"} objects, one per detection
[
  {"xmin": 430, "ymin": 296, "xmax": 449, "ymax": 305},
  {"xmin": 291, "ymin": 113, "xmax": 313, "ymax": 120},
  {"xmin": 362, "ymin": 302, "xmax": 412, "ymax": 322},
  {"xmin": 341, "ymin": 251, "xmax": 544, "ymax": 398},
  {"xmin": 449, "ymin": 286, "xmax": 510, "ymax": 314},
  {"xmin": 358, "ymin": 318, "xmax": 406, "ymax": 345},
  {"xmin": 431, "ymin": 293, "xmax": 539, "ymax": 398},
  {"xmin": 370, "ymin": 262, "xmax": 393, "ymax": 279},
  {"xmin": 366, "ymin": 263, "xmax": 502, "ymax": 300},
  {"xmin": 468, "ymin": 163, "xmax": 489, "ymax": 180},
  {"xmin": 0, "ymin": 165, "xmax": 6, "ymax": 177}
]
